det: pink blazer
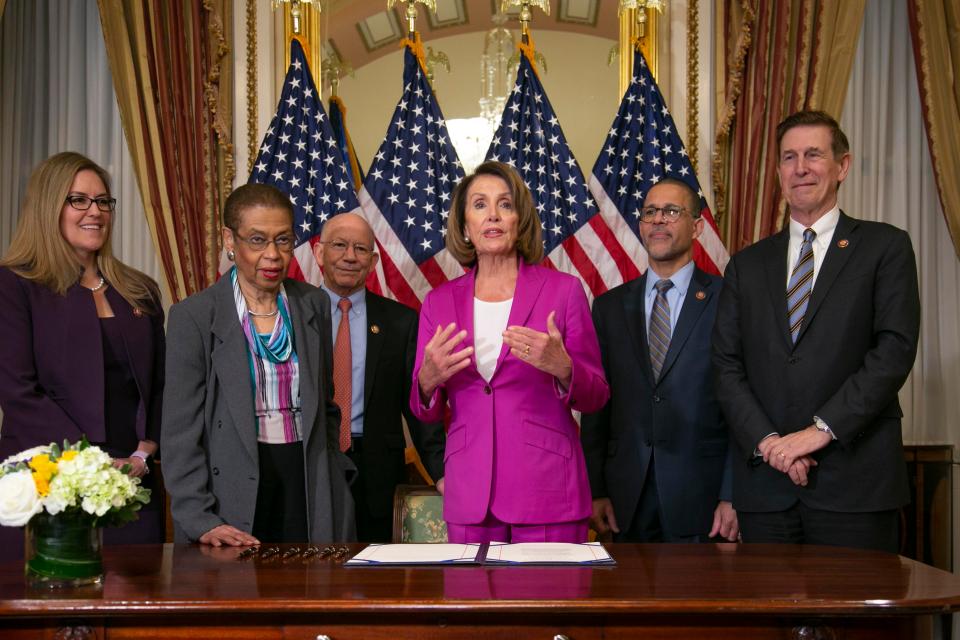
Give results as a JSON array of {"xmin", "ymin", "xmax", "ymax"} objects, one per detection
[{"xmin": 411, "ymin": 260, "xmax": 609, "ymax": 525}]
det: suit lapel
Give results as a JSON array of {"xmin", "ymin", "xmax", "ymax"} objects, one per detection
[
  {"xmin": 796, "ymin": 212, "xmax": 858, "ymax": 344},
  {"xmin": 763, "ymin": 229, "xmax": 794, "ymax": 348},
  {"xmin": 621, "ymin": 273, "xmax": 655, "ymax": 387},
  {"xmin": 452, "ymin": 268, "xmax": 476, "ymax": 354},
  {"xmin": 363, "ymin": 293, "xmax": 385, "ymax": 409},
  {"xmin": 658, "ymin": 268, "xmax": 712, "ymax": 381},
  {"xmin": 210, "ymin": 277, "xmax": 259, "ymax": 462},
  {"xmin": 288, "ymin": 284, "xmax": 320, "ymax": 446},
  {"xmin": 493, "ymin": 259, "xmax": 545, "ymax": 375},
  {"xmin": 104, "ymin": 287, "xmax": 151, "ymax": 438}
]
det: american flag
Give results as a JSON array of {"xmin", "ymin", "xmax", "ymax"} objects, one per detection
[
  {"xmin": 485, "ymin": 51, "xmax": 638, "ymax": 300},
  {"xmin": 240, "ymin": 39, "xmax": 363, "ymax": 285},
  {"xmin": 358, "ymin": 44, "xmax": 466, "ymax": 310},
  {"xmin": 588, "ymin": 48, "xmax": 728, "ymax": 276}
]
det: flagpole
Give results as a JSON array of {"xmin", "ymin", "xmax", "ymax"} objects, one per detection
[
  {"xmin": 617, "ymin": 1, "xmax": 664, "ymax": 99},
  {"xmin": 276, "ymin": 0, "xmax": 322, "ymax": 86}
]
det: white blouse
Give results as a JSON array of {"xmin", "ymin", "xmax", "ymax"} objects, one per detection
[{"xmin": 473, "ymin": 297, "xmax": 513, "ymax": 382}]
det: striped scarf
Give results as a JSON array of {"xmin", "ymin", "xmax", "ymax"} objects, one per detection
[{"xmin": 230, "ymin": 267, "xmax": 302, "ymax": 444}]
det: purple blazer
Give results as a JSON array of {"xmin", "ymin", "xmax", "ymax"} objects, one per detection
[
  {"xmin": 410, "ymin": 260, "xmax": 609, "ymax": 525},
  {"xmin": 0, "ymin": 267, "xmax": 164, "ymax": 460}
]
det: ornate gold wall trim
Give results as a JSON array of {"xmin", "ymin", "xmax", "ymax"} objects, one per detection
[
  {"xmin": 686, "ymin": 0, "xmax": 699, "ymax": 174},
  {"xmin": 246, "ymin": 0, "xmax": 258, "ymax": 174}
]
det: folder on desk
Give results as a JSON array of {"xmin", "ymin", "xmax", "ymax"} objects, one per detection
[
  {"xmin": 345, "ymin": 543, "xmax": 483, "ymax": 566},
  {"xmin": 483, "ymin": 542, "xmax": 616, "ymax": 565}
]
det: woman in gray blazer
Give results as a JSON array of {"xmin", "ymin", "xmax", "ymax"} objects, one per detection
[{"xmin": 161, "ymin": 184, "xmax": 355, "ymax": 545}]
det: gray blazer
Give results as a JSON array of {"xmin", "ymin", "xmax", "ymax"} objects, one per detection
[{"xmin": 161, "ymin": 275, "xmax": 356, "ymax": 543}]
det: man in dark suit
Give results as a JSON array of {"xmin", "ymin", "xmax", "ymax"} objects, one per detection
[
  {"xmin": 313, "ymin": 213, "xmax": 445, "ymax": 542},
  {"xmin": 582, "ymin": 178, "xmax": 737, "ymax": 543},
  {"xmin": 712, "ymin": 110, "xmax": 920, "ymax": 552}
]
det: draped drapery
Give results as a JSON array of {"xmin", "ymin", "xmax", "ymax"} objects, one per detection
[
  {"xmin": 97, "ymin": 0, "xmax": 234, "ymax": 302},
  {"xmin": 712, "ymin": 0, "xmax": 865, "ymax": 253},
  {"xmin": 907, "ymin": 0, "xmax": 960, "ymax": 260},
  {"xmin": 840, "ymin": 0, "xmax": 960, "ymax": 601}
]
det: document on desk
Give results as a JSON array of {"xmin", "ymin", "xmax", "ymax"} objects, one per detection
[
  {"xmin": 345, "ymin": 543, "xmax": 483, "ymax": 566},
  {"xmin": 484, "ymin": 542, "xmax": 616, "ymax": 565}
]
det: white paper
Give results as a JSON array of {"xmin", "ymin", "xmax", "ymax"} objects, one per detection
[
  {"xmin": 346, "ymin": 543, "xmax": 482, "ymax": 565},
  {"xmin": 484, "ymin": 542, "xmax": 615, "ymax": 564}
]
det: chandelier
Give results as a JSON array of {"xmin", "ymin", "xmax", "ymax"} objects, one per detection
[{"xmin": 479, "ymin": 11, "xmax": 515, "ymax": 124}]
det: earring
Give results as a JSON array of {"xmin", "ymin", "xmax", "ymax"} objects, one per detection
[
  {"xmin": 227, "ymin": 250, "xmax": 236, "ymax": 261},
  {"xmin": 464, "ymin": 235, "xmax": 471, "ymax": 244}
]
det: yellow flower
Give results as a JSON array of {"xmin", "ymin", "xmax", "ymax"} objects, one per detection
[
  {"xmin": 28, "ymin": 454, "xmax": 57, "ymax": 497},
  {"xmin": 60, "ymin": 450, "xmax": 78, "ymax": 462}
]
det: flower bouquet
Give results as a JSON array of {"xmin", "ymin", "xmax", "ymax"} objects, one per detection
[{"xmin": 0, "ymin": 438, "xmax": 150, "ymax": 588}]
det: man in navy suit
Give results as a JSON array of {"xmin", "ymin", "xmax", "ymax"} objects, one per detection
[
  {"xmin": 314, "ymin": 213, "xmax": 445, "ymax": 542},
  {"xmin": 582, "ymin": 178, "xmax": 737, "ymax": 542},
  {"xmin": 712, "ymin": 111, "xmax": 920, "ymax": 552}
]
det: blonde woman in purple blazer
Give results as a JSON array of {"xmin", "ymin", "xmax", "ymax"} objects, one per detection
[{"xmin": 410, "ymin": 161, "xmax": 609, "ymax": 543}]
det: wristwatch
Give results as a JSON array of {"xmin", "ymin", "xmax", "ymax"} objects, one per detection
[
  {"xmin": 130, "ymin": 450, "xmax": 151, "ymax": 474},
  {"xmin": 812, "ymin": 416, "xmax": 837, "ymax": 441}
]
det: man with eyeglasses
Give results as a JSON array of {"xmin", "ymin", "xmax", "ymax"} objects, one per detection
[
  {"xmin": 712, "ymin": 111, "xmax": 919, "ymax": 552},
  {"xmin": 313, "ymin": 213, "xmax": 445, "ymax": 542},
  {"xmin": 582, "ymin": 177, "xmax": 737, "ymax": 543}
]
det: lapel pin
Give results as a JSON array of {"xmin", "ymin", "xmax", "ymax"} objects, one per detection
[
  {"xmin": 837, "ymin": 239, "xmax": 849, "ymax": 249},
  {"xmin": 370, "ymin": 324, "xmax": 380, "ymax": 334},
  {"xmin": 695, "ymin": 291, "xmax": 706, "ymax": 300},
  {"xmin": 133, "ymin": 307, "xmax": 143, "ymax": 318}
]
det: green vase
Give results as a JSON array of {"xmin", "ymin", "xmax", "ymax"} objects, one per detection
[{"xmin": 24, "ymin": 511, "xmax": 103, "ymax": 589}]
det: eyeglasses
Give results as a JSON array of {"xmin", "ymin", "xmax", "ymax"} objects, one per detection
[
  {"xmin": 65, "ymin": 195, "xmax": 117, "ymax": 213},
  {"xmin": 321, "ymin": 240, "xmax": 374, "ymax": 259},
  {"xmin": 232, "ymin": 232, "xmax": 295, "ymax": 252},
  {"xmin": 638, "ymin": 205, "xmax": 697, "ymax": 224}
]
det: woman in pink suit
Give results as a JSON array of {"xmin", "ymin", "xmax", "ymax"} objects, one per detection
[{"xmin": 411, "ymin": 161, "xmax": 609, "ymax": 543}]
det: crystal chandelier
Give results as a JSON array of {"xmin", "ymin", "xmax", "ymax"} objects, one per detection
[{"xmin": 479, "ymin": 11, "xmax": 515, "ymax": 124}]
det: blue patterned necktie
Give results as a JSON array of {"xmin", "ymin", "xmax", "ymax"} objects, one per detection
[
  {"xmin": 649, "ymin": 279, "xmax": 674, "ymax": 381},
  {"xmin": 787, "ymin": 228, "xmax": 817, "ymax": 343}
]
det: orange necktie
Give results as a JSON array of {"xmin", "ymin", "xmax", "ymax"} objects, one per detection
[{"xmin": 333, "ymin": 298, "xmax": 352, "ymax": 452}]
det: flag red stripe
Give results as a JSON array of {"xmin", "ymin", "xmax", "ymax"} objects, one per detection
[
  {"xmin": 418, "ymin": 256, "xmax": 449, "ymax": 289},
  {"xmin": 287, "ymin": 259, "xmax": 306, "ymax": 281},
  {"xmin": 562, "ymin": 235, "xmax": 608, "ymax": 297},
  {"xmin": 692, "ymin": 242, "xmax": 721, "ymax": 276},
  {"xmin": 377, "ymin": 245, "xmax": 422, "ymax": 310},
  {"xmin": 587, "ymin": 215, "xmax": 642, "ymax": 282}
]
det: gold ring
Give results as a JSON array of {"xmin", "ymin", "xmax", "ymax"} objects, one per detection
[{"xmin": 524, "ymin": 345, "xmax": 531, "ymax": 356}]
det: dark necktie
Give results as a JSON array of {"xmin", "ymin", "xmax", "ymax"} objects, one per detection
[
  {"xmin": 649, "ymin": 279, "xmax": 673, "ymax": 381},
  {"xmin": 333, "ymin": 298, "xmax": 352, "ymax": 452},
  {"xmin": 787, "ymin": 228, "xmax": 817, "ymax": 343}
]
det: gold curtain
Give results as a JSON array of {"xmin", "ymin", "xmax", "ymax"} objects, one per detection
[
  {"xmin": 97, "ymin": 0, "xmax": 234, "ymax": 302},
  {"xmin": 908, "ymin": 0, "xmax": 960, "ymax": 260},
  {"xmin": 0, "ymin": 0, "xmax": 7, "ymax": 21},
  {"xmin": 713, "ymin": 0, "xmax": 865, "ymax": 253}
]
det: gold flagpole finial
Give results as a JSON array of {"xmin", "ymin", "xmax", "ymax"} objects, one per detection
[
  {"xmin": 388, "ymin": 0, "xmax": 437, "ymax": 37},
  {"xmin": 618, "ymin": 0, "xmax": 665, "ymax": 41},
  {"xmin": 272, "ymin": 0, "xmax": 318, "ymax": 36},
  {"xmin": 321, "ymin": 49, "xmax": 354, "ymax": 98},
  {"xmin": 501, "ymin": 0, "xmax": 549, "ymax": 42}
]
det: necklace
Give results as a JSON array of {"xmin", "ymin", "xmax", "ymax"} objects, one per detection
[
  {"xmin": 248, "ymin": 308, "xmax": 279, "ymax": 318},
  {"xmin": 85, "ymin": 277, "xmax": 106, "ymax": 293}
]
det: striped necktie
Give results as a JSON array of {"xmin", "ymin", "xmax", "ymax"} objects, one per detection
[
  {"xmin": 649, "ymin": 279, "xmax": 673, "ymax": 381},
  {"xmin": 787, "ymin": 228, "xmax": 817, "ymax": 343}
]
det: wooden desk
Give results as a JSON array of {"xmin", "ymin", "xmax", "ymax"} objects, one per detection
[{"xmin": 0, "ymin": 543, "xmax": 958, "ymax": 639}]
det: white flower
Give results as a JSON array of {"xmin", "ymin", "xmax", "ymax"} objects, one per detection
[
  {"xmin": 0, "ymin": 470, "xmax": 43, "ymax": 526},
  {"xmin": 1, "ymin": 445, "xmax": 52, "ymax": 469}
]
